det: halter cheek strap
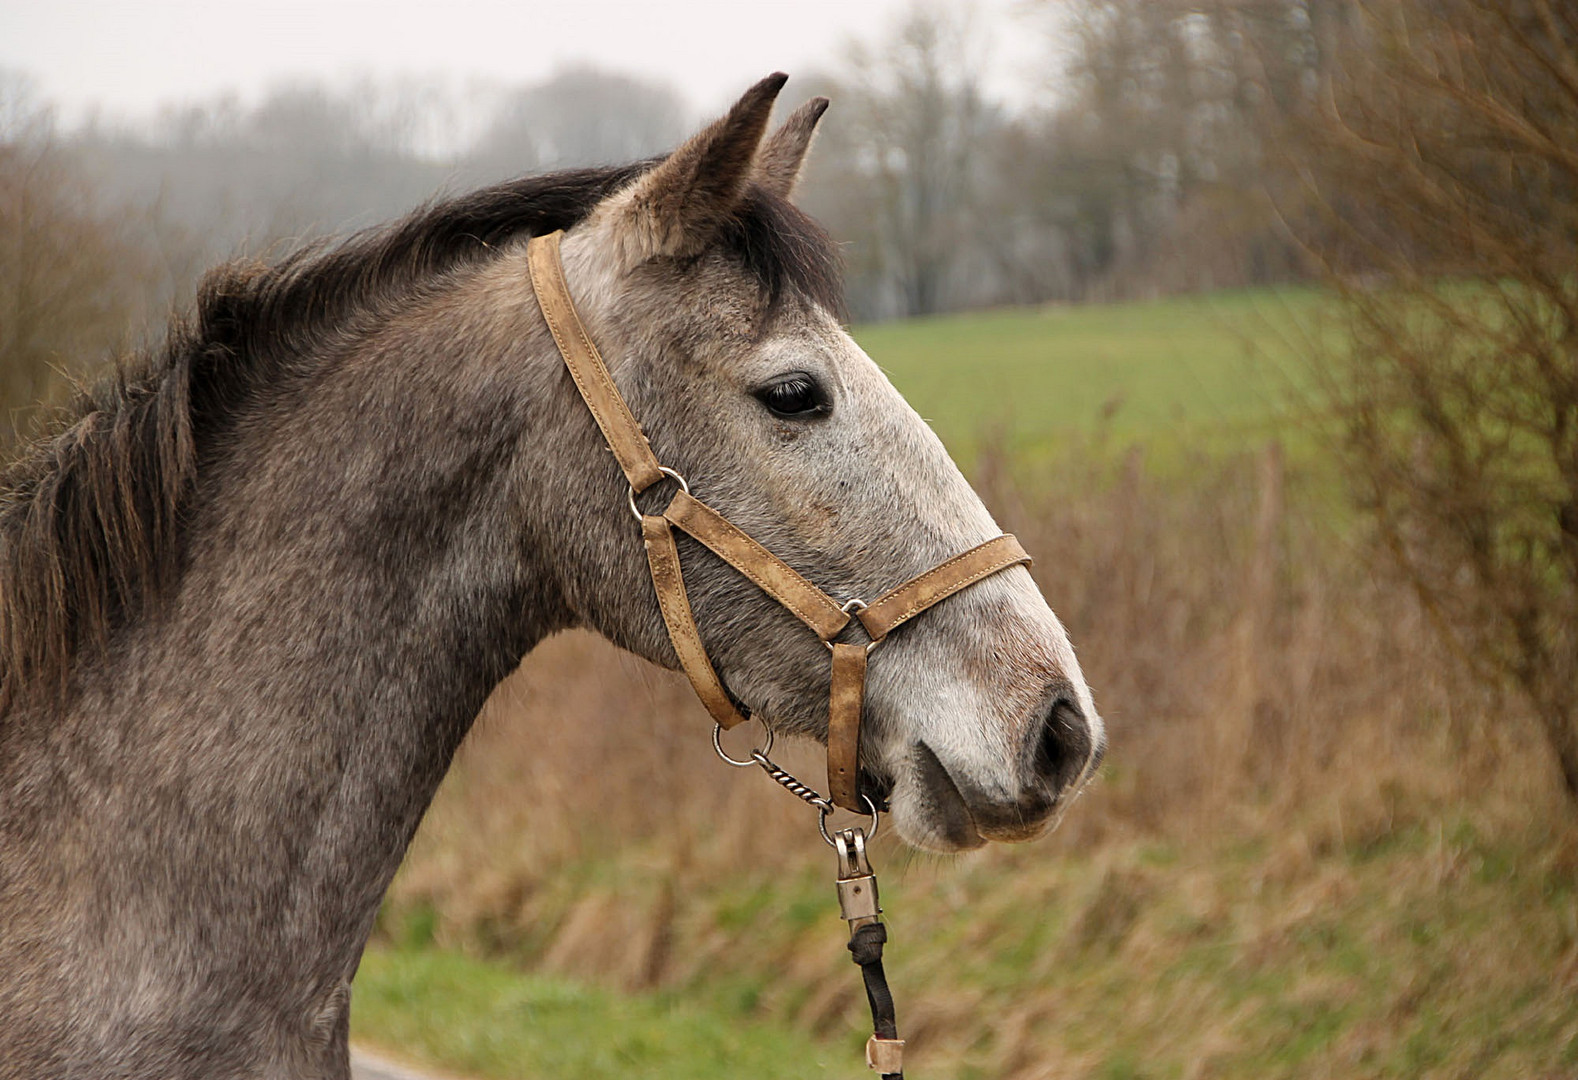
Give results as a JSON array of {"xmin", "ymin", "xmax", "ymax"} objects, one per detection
[{"xmin": 527, "ymin": 230, "xmax": 1030, "ymax": 812}]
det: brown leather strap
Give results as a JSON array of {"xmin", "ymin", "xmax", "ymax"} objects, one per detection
[
  {"xmin": 528, "ymin": 227, "xmax": 1040, "ymax": 815},
  {"xmin": 827, "ymin": 643, "xmax": 868, "ymax": 811},
  {"xmin": 528, "ymin": 232, "xmax": 665, "ymax": 493},
  {"xmin": 641, "ymin": 514, "xmax": 749, "ymax": 729},
  {"xmin": 664, "ymin": 490, "xmax": 851, "ymax": 641},
  {"xmin": 857, "ymin": 534, "xmax": 1031, "ymax": 643}
]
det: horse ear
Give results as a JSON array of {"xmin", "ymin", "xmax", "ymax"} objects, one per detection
[
  {"xmin": 601, "ymin": 73, "xmax": 787, "ymax": 263},
  {"xmin": 754, "ymin": 97, "xmax": 829, "ymax": 200}
]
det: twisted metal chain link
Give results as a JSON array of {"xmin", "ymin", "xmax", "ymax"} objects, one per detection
[
  {"xmin": 750, "ymin": 749, "xmax": 833, "ymax": 812},
  {"xmin": 713, "ymin": 721, "xmax": 879, "ymax": 845}
]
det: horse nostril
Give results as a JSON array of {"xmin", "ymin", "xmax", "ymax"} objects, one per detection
[{"xmin": 1033, "ymin": 694, "xmax": 1093, "ymax": 795}]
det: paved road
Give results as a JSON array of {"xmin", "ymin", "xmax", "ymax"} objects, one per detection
[{"xmin": 351, "ymin": 1047, "xmax": 455, "ymax": 1080}]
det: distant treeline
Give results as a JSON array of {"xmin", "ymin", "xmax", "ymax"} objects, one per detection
[{"xmin": 3, "ymin": 2, "xmax": 1374, "ymax": 341}]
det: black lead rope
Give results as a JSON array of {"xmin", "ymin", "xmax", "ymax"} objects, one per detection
[
  {"xmin": 834, "ymin": 827, "xmax": 905, "ymax": 1078},
  {"xmin": 848, "ymin": 922, "xmax": 903, "ymax": 1078}
]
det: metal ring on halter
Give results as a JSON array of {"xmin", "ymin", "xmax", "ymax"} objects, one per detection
[
  {"xmin": 818, "ymin": 794, "xmax": 880, "ymax": 846},
  {"xmin": 713, "ymin": 718, "xmax": 773, "ymax": 767},
  {"xmin": 627, "ymin": 466, "xmax": 690, "ymax": 522},
  {"xmin": 824, "ymin": 634, "xmax": 884, "ymax": 656},
  {"xmin": 824, "ymin": 598, "xmax": 883, "ymax": 654}
]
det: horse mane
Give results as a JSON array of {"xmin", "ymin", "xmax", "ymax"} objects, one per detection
[{"xmin": 0, "ymin": 161, "xmax": 843, "ymax": 713}]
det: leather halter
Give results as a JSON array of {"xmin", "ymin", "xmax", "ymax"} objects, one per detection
[{"xmin": 527, "ymin": 231, "xmax": 1031, "ymax": 811}]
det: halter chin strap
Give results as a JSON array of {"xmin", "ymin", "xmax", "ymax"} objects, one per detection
[{"xmin": 527, "ymin": 230, "xmax": 1030, "ymax": 811}]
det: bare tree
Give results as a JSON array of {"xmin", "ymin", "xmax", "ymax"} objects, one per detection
[
  {"xmin": 802, "ymin": 4, "xmax": 995, "ymax": 317},
  {"xmin": 1290, "ymin": 0, "xmax": 1578, "ymax": 801},
  {"xmin": 1018, "ymin": 0, "xmax": 1327, "ymax": 299},
  {"xmin": 474, "ymin": 67, "xmax": 690, "ymax": 175}
]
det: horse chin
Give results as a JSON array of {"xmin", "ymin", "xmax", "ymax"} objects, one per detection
[{"xmin": 886, "ymin": 741, "xmax": 988, "ymax": 853}]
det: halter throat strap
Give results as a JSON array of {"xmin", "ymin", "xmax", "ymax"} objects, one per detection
[{"xmin": 527, "ymin": 230, "xmax": 1030, "ymax": 811}]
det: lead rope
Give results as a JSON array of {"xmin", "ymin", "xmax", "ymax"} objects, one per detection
[{"xmin": 715, "ymin": 723, "xmax": 906, "ymax": 1078}]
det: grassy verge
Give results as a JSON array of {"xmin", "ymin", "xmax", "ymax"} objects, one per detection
[
  {"xmin": 899, "ymin": 817, "xmax": 1578, "ymax": 1080},
  {"xmin": 360, "ymin": 815, "xmax": 1578, "ymax": 1080},
  {"xmin": 351, "ymin": 946, "xmax": 841, "ymax": 1080}
]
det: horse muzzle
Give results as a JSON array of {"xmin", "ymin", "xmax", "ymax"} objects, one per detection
[{"xmin": 893, "ymin": 694, "xmax": 1105, "ymax": 852}]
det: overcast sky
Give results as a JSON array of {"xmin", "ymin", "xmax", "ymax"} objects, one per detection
[{"xmin": 1, "ymin": 0, "xmax": 1044, "ymax": 127}]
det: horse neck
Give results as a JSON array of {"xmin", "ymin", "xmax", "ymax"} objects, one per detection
[{"xmin": 6, "ymin": 265, "xmax": 593, "ymax": 1062}]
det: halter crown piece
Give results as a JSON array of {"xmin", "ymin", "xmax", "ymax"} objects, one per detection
[{"xmin": 527, "ymin": 230, "xmax": 1032, "ymax": 1078}]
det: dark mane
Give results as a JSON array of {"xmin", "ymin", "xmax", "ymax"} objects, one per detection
[{"xmin": 0, "ymin": 161, "xmax": 843, "ymax": 712}]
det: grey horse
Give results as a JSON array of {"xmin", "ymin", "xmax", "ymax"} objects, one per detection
[{"xmin": 0, "ymin": 74, "xmax": 1103, "ymax": 1078}]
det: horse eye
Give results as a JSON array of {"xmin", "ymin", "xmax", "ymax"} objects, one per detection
[{"xmin": 755, "ymin": 373, "xmax": 827, "ymax": 419}]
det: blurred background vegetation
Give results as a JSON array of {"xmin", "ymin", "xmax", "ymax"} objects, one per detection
[{"xmin": 3, "ymin": 0, "xmax": 1577, "ymax": 1076}]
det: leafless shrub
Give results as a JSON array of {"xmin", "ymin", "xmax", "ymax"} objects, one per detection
[
  {"xmin": 0, "ymin": 80, "xmax": 161, "ymax": 438},
  {"xmin": 1284, "ymin": 0, "xmax": 1578, "ymax": 801}
]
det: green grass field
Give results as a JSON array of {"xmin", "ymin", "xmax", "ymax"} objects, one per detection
[{"xmin": 857, "ymin": 287, "xmax": 1326, "ymax": 464}]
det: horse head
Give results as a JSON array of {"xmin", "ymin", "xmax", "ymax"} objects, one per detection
[{"xmin": 541, "ymin": 75, "xmax": 1105, "ymax": 852}]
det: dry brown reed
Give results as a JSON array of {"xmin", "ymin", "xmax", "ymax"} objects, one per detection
[{"xmin": 388, "ymin": 439, "xmax": 1569, "ymax": 998}]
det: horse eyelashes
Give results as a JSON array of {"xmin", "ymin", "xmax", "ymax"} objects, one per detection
[{"xmin": 757, "ymin": 373, "xmax": 825, "ymax": 418}]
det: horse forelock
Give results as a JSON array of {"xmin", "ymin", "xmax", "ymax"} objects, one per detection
[{"xmin": 0, "ymin": 160, "xmax": 844, "ymax": 716}]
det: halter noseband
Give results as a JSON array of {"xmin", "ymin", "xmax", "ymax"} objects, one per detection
[{"xmin": 527, "ymin": 230, "xmax": 1031, "ymax": 813}]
